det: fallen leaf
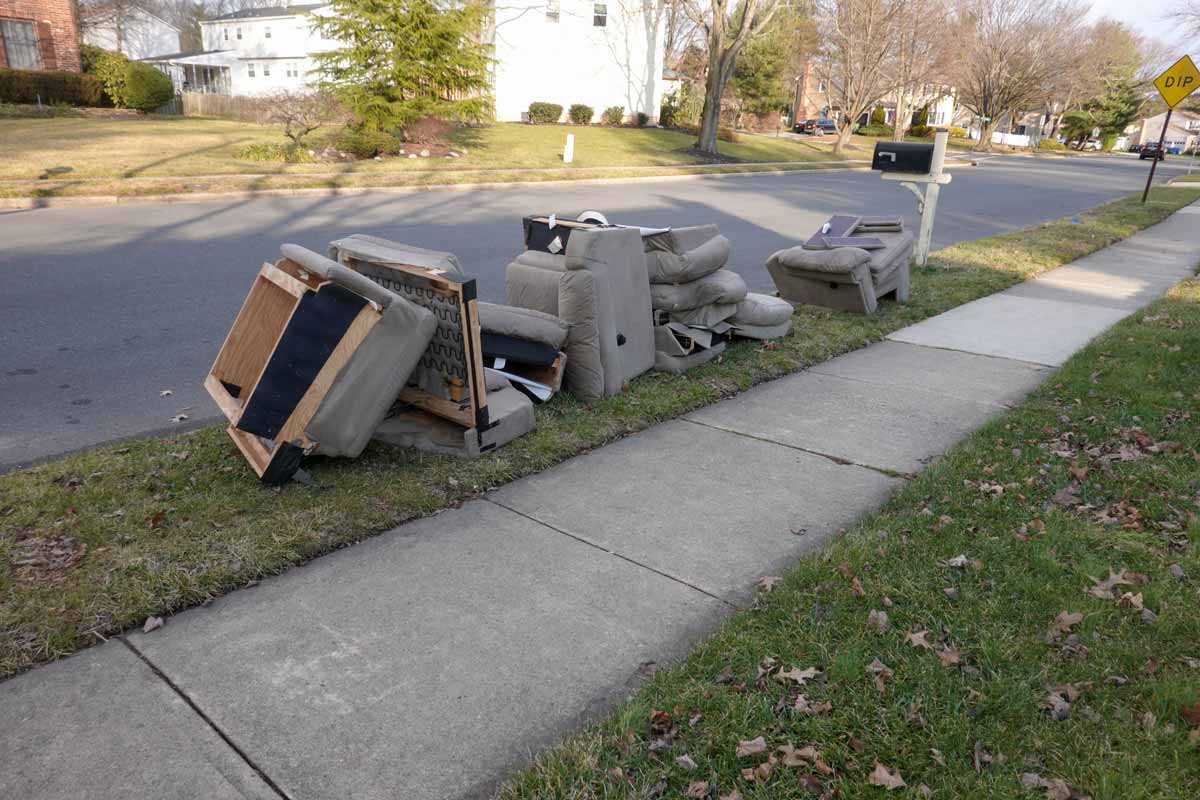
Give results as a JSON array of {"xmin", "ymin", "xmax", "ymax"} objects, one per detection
[
  {"xmin": 1139, "ymin": 711, "xmax": 1156, "ymax": 733},
  {"xmin": 905, "ymin": 630, "xmax": 933, "ymax": 651},
  {"xmin": 867, "ymin": 658, "xmax": 893, "ymax": 693},
  {"xmin": 142, "ymin": 616, "xmax": 163, "ymax": 633},
  {"xmin": 606, "ymin": 767, "xmax": 625, "ymax": 782},
  {"xmin": 756, "ymin": 575, "xmax": 782, "ymax": 592},
  {"xmin": 793, "ymin": 694, "xmax": 832, "ymax": 715},
  {"xmin": 1118, "ymin": 592, "xmax": 1144, "ymax": 611},
  {"xmin": 1180, "ymin": 702, "xmax": 1200, "ymax": 728},
  {"xmin": 648, "ymin": 709, "xmax": 673, "ymax": 736},
  {"xmin": 1169, "ymin": 563, "xmax": 1188, "ymax": 582},
  {"xmin": 937, "ymin": 646, "xmax": 962, "ymax": 667},
  {"xmin": 918, "ymin": 784, "xmax": 932, "ymax": 798},
  {"xmin": 718, "ymin": 791, "xmax": 743, "ymax": 800},
  {"xmin": 737, "ymin": 736, "xmax": 768, "ymax": 758},
  {"xmin": 851, "ymin": 576, "xmax": 865, "ymax": 598},
  {"xmin": 676, "ymin": 754, "xmax": 697, "ymax": 771},
  {"xmin": 684, "ymin": 780, "xmax": 709, "ymax": 798},
  {"xmin": 942, "ymin": 554, "xmax": 970, "ymax": 568},
  {"xmin": 930, "ymin": 748, "xmax": 946, "ymax": 767},
  {"xmin": 777, "ymin": 743, "xmax": 820, "ymax": 767},
  {"xmin": 1084, "ymin": 568, "xmax": 1136, "ymax": 600},
  {"xmin": 775, "ymin": 666, "xmax": 820, "ymax": 686},
  {"xmin": 838, "ymin": 561, "xmax": 855, "ymax": 580},
  {"xmin": 147, "ymin": 510, "xmax": 167, "ymax": 530},
  {"xmin": 1052, "ymin": 482, "xmax": 1082, "ymax": 507},
  {"xmin": 796, "ymin": 774, "xmax": 823, "ymax": 793},
  {"xmin": 868, "ymin": 609, "xmax": 890, "ymax": 633},
  {"xmin": 1140, "ymin": 608, "xmax": 1158, "ymax": 625},
  {"xmin": 868, "ymin": 761, "xmax": 906, "ymax": 790},
  {"xmin": 1046, "ymin": 610, "xmax": 1084, "ymax": 642}
]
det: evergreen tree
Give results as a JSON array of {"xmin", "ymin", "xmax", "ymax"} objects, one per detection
[
  {"xmin": 311, "ymin": 0, "xmax": 492, "ymax": 132},
  {"xmin": 730, "ymin": 25, "xmax": 791, "ymax": 118}
]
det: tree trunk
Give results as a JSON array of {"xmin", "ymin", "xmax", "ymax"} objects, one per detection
[
  {"xmin": 976, "ymin": 118, "xmax": 999, "ymax": 152},
  {"xmin": 696, "ymin": 51, "xmax": 735, "ymax": 154},
  {"xmin": 892, "ymin": 89, "xmax": 908, "ymax": 142},
  {"xmin": 832, "ymin": 118, "xmax": 854, "ymax": 157}
]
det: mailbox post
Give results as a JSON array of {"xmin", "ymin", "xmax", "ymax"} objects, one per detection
[{"xmin": 871, "ymin": 131, "xmax": 952, "ymax": 267}]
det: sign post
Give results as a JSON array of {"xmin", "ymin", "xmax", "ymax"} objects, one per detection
[{"xmin": 1142, "ymin": 55, "xmax": 1200, "ymax": 203}]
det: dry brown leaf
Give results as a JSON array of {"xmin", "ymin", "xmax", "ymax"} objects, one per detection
[
  {"xmin": 868, "ymin": 609, "xmax": 890, "ymax": 633},
  {"xmin": 776, "ymin": 743, "xmax": 819, "ymax": 767},
  {"xmin": 867, "ymin": 658, "xmax": 893, "ymax": 693},
  {"xmin": 937, "ymin": 646, "xmax": 962, "ymax": 667},
  {"xmin": 918, "ymin": 784, "xmax": 932, "ymax": 798},
  {"xmin": 142, "ymin": 616, "xmax": 164, "ymax": 633},
  {"xmin": 851, "ymin": 576, "xmax": 866, "ymax": 598},
  {"xmin": 868, "ymin": 761, "xmax": 906, "ymax": 790},
  {"xmin": 930, "ymin": 748, "xmax": 946, "ymax": 767},
  {"xmin": 1181, "ymin": 702, "xmax": 1200, "ymax": 728},
  {"xmin": 676, "ymin": 754, "xmax": 697, "ymax": 771},
  {"xmin": 838, "ymin": 561, "xmax": 855, "ymax": 580},
  {"xmin": 756, "ymin": 575, "xmax": 782, "ymax": 592},
  {"xmin": 1118, "ymin": 592, "xmax": 1144, "ymax": 610},
  {"xmin": 905, "ymin": 630, "xmax": 933, "ymax": 651},
  {"xmin": 649, "ymin": 709, "xmax": 673, "ymax": 736},
  {"xmin": 737, "ymin": 736, "xmax": 768, "ymax": 758},
  {"xmin": 718, "ymin": 791, "xmax": 743, "ymax": 800},
  {"xmin": 1046, "ymin": 610, "xmax": 1084, "ymax": 641},
  {"xmin": 793, "ymin": 694, "xmax": 832, "ymax": 715},
  {"xmin": 775, "ymin": 666, "xmax": 820, "ymax": 686},
  {"xmin": 685, "ymin": 780, "xmax": 709, "ymax": 798}
]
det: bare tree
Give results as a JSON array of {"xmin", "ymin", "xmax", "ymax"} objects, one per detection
[
  {"xmin": 694, "ymin": 0, "xmax": 785, "ymax": 155},
  {"xmin": 265, "ymin": 90, "xmax": 353, "ymax": 145},
  {"xmin": 888, "ymin": 0, "xmax": 950, "ymax": 141},
  {"xmin": 814, "ymin": 0, "xmax": 905, "ymax": 157},
  {"xmin": 1167, "ymin": 0, "xmax": 1200, "ymax": 41},
  {"xmin": 949, "ymin": 0, "xmax": 1087, "ymax": 151}
]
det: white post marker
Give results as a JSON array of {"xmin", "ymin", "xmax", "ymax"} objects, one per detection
[{"xmin": 563, "ymin": 133, "xmax": 575, "ymax": 164}]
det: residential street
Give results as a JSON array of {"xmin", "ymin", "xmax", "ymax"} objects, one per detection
[{"xmin": 0, "ymin": 153, "xmax": 1190, "ymax": 468}]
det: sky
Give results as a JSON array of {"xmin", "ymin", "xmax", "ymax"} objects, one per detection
[{"xmin": 1086, "ymin": 0, "xmax": 1198, "ymax": 56}]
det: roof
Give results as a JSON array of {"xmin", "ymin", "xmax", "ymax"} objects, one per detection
[
  {"xmin": 206, "ymin": 3, "xmax": 324, "ymax": 21},
  {"xmin": 139, "ymin": 49, "xmax": 228, "ymax": 61},
  {"xmin": 80, "ymin": 3, "xmax": 181, "ymax": 32}
]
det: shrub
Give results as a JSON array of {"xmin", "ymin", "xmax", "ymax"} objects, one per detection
[
  {"xmin": 237, "ymin": 142, "xmax": 314, "ymax": 162},
  {"xmin": 856, "ymin": 123, "xmax": 894, "ymax": 137},
  {"xmin": 909, "ymin": 104, "xmax": 932, "ymax": 138},
  {"xmin": 0, "ymin": 68, "xmax": 105, "ymax": 106},
  {"xmin": 404, "ymin": 114, "xmax": 452, "ymax": 144},
  {"xmin": 264, "ymin": 89, "xmax": 353, "ymax": 144},
  {"xmin": 636, "ymin": 111, "xmax": 649, "ymax": 127},
  {"xmin": 568, "ymin": 104, "xmax": 593, "ymax": 125},
  {"xmin": 601, "ymin": 105, "xmax": 624, "ymax": 126},
  {"xmin": 1037, "ymin": 138, "xmax": 1065, "ymax": 150},
  {"xmin": 869, "ymin": 105, "xmax": 886, "ymax": 126},
  {"xmin": 331, "ymin": 127, "xmax": 401, "ymax": 158},
  {"xmin": 528, "ymin": 102, "xmax": 563, "ymax": 124},
  {"xmin": 123, "ymin": 63, "xmax": 173, "ymax": 112},
  {"xmin": 947, "ymin": 126, "xmax": 968, "ymax": 138},
  {"xmin": 82, "ymin": 44, "xmax": 126, "ymax": 106},
  {"xmin": 718, "ymin": 126, "xmax": 738, "ymax": 143}
]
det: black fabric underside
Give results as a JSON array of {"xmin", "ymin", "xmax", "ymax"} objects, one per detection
[
  {"xmin": 237, "ymin": 284, "xmax": 366, "ymax": 439},
  {"xmin": 481, "ymin": 332, "xmax": 559, "ymax": 368}
]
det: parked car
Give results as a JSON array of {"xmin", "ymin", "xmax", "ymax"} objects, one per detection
[
  {"xmin": 1139, "ymin": 144, "xmax": 1166, "ymax": 160},
  {"xmin": 1128, "ymin": 143, "xmax": 1143, "ymax": 153},
  {"xmin": 1081, "ymin": 139, "xmax": 1102, "ymax": 151},
  {"xmin": 793, "ymin": 118, "xmax": 838, "ymax": 135}
]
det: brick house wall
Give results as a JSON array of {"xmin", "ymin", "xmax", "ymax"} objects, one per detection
[{"xmin": 0, "ymin": 0, "xmax": 82, "ymax": 72}]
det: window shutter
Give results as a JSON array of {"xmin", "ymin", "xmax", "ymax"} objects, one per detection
[{"xmin": 36, "ymin": 21, "xmax": 56, "ymax": 70}]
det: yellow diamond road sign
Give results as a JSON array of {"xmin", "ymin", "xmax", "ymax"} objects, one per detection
[{"xmin": 1154, "ymin": 55, "xmax": 1200, "ymax": 109}]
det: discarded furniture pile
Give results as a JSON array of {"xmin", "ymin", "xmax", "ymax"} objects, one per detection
[
  {"xmin": 767, "ymin": 215, "xmax": 912, "ymax": 316},
  {"xmin": 206, "ymin": 210, "xmax": 909, "ymax": 483}
]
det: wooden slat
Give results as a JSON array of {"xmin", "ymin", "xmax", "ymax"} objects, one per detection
[
  {"xmin": 204, "ymin": 373, "xmax": 244, "ymax": 424},
  {"xmin": 398, "ymin": 388, "xmax": 474, "ymax": 428},
  {"xmin": 226, "ymin": 425, "xmax": 272, "ymax": 478},
  {"xmin": 463, "ymin": 297, "xmax": 489, "ymax": 422},
  {"xmin": 273, "ymin": 304, "xmax": 381, "ymax": 449},
  {"xmin": 210, "ymin": 264, "xmax": 300, "ymax": 391},
  {"xmin": 261, "ymin": 262, "xmax": 311, "ymax": 298}
]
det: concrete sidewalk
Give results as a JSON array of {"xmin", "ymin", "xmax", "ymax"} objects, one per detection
[{"xmin": 2, "ymin": 201, "xmax": 1196, "ymax": 800}]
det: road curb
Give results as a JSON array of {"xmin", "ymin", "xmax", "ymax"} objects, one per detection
[{"xmin": 0, "ymin": 162, "xmax": 876, "ymax": 210}]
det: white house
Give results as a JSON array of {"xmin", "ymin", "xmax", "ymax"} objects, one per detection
[
  {"xmin": 81, "ymin": 4, "xmax": 181, "ymax": 60},
  {"xmin": 145, "ymin": 0, "xmax": 667, "ymax": 122},
  {"xmin": 491, "ymin": 0, "xmax": 667, "ymax": 122}
]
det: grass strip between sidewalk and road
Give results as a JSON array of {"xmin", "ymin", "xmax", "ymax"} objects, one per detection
[
  {"xmin": 1, "ymin": 185, "xmax": 1198, "ymax": 681},
  {"xmin": 497, "ymin": 278, "xmax": 1200, "ymax": 800}
]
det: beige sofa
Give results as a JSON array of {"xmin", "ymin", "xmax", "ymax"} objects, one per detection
[{"xmin": 766, "ymin": 230, "xmax": 913, "ymax": 315}]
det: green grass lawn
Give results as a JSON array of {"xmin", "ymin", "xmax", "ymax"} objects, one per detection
[
  {"xmin": 498, "ymin": 277, "xmax": 1200, "ymax": 800},
  {"xmin": 1, "ymin": 186, "xmax": 1196, "ymax": 681},
  {"xmin": 0, "ymin": 117, "xmax": 867, "ymax": 185}
]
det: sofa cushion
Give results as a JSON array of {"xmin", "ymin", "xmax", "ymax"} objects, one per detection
[
  {"xmin": 732, "ymin": 293, "xmax": 792, "ymax": 327},
  {"xmin": 731, "ymin": 319, "xmax": 792, "ymax": 340},
  {"xmin": 326, "ymin": 234, "xmax": 464, "ymax": 274},
  {"xmin": 649, "ymin": 269, "xmax": 748, "ymax": 311},
  {"xmin": 477, "ymin": 302, "xmax": 569, "ymax": 349},
  {"xmin": 768, "ymin": 245, "xmax": 872, "ymax": 274},
  {"xmin": 643, "ymin": 225, "xmax": 731, "ymax": 283},
  {"xmin": 866, "ymin": 231, "xmax": 915, "ymax": 276},
  {"xmin": 669, "ymin": 302, "xmax": 739, "ymax": 328}
]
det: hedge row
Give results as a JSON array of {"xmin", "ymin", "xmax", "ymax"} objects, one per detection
[{"xmin": 0, "ymin": 68, "xmax": 104, "ymax": 106}]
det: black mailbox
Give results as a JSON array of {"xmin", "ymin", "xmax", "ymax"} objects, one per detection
[{"xmin": 871, "ymin": 141, "xmax": 934, "ymax": 174}]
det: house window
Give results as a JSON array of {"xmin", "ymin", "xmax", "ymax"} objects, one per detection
[
  {"xmin": 248, "ymin": 63, "xmax": 255, "ymax": 77},
  {"xmin": 262, "ymin": 62, "xmax": 270, "ymax": 76},
  {"xmin": 593, "ymin": 2, "xmax": 607, "ymax": 26},
  {"xmin": 236, "ymin": 27, "xmax": 242, "ymax": 40},
  {"xmin": 817, "ymin": 80, "xmax": 826, "ymax": 94},
  {"xmin": 0, "ymin": 18, "xmax": 42, "ymax": 71},
  {"xmin": 223, "ymin": 28, "xmax": 228, "ymax": 40},
  {"xmin": 546, "ymin": 0, "xmax": 560, "ymax": 22},
  {"xmin": 264, "ymin": 26, "xmax": 271, "ymax": 38}
]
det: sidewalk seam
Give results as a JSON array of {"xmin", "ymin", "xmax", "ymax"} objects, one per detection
[
  {"xmin": 882, "ymin": 336, "xmax": 1059, "ymax": 369},
  {"xmin": 806, "ymin": 361, "xmax": 1042, "ymax": 409},
  {"xmin": 118, "ymin": 638, "xmax": 293, "ymax": 800},
  {"xmin": 679, "ymin": 417, "xmax": 914, "ymax": 479},
  {"xmin": 483, "ymin": 498, "xmax": 738, "ymax": 608}
]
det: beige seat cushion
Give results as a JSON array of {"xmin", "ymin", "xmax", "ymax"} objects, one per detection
[
  {"xmin": 732, "ymin": 293, "xmax": 792, "ymax": 327},
  {"xmin": 477, "ymin": 302, "xmax": 569, "ymax": 349},
  {"xmin": 649, "ymin": 269, "xmax": 748, "ymax": 311},
  {"xmin": 768, "ymin": 245, "xmax": 872, "ymax": 275}
]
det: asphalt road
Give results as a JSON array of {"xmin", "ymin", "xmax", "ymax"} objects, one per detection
[{"xmin": 0, "ymin": 153, "xmax": 1191, "ymax": 469}]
